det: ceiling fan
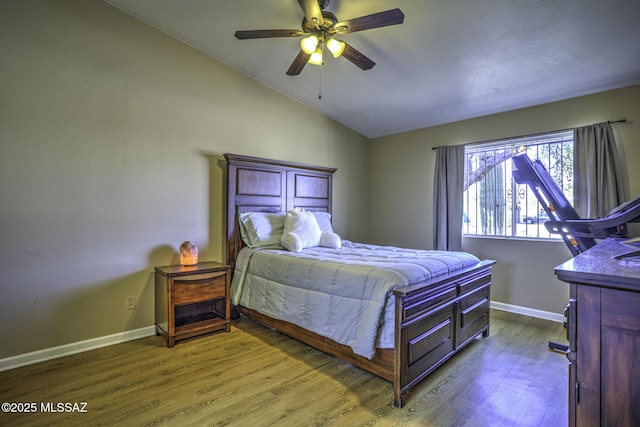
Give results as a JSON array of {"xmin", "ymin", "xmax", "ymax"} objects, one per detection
[{"xmin": 234, "ymin": 0, "xmax": 405, "ymax": 76}]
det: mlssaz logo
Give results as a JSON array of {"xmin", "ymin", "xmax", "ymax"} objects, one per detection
[{"xmin": 40, "ymin": 402, "xmax": 88, "ymax": 413}]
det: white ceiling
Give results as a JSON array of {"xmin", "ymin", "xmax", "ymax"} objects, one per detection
[{"xmin": 104, "ymin": 0, "xmax": 640, "ymax": 139}]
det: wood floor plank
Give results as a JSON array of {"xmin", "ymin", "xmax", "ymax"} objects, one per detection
[{"xmin": 0, "ymin": 310, "xmax": 567, "ymax": 426}]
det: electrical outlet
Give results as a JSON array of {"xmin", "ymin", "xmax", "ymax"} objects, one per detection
[{"xmin": 126, "ymin": 296, "xmax": 136, "ymax": 310}]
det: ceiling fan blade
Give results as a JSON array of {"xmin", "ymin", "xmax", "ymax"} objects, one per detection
[
  {"xmin": 235, "ymin": 29, "xmax": 304, "ymax": 39},
  {"xmin": 297, "ymin": 0, "xmax": 323, "ymax": 28},
  {"xmin": 333, "ymin": 8, "xmax": 404, "ymax": 34},
  {"xmin": 341, "ymin": 43, "xmax": 375, "ymax": 70},
  {"xmin": 286, "ymin": 50, "xmax": 311, "ymax": 76}
]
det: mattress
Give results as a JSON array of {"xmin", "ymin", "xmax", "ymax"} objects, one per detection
[{"xmin": 231, "ymin": 241, "xmax": 480, "ymax": 359}]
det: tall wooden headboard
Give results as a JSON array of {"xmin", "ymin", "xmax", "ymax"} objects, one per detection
[{"xmin": 224, "ymin": 153, "xmax": 337, "ymax": 268}]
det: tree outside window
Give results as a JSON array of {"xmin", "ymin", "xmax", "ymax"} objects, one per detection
[{"xmin": 463, "ymin": 131, "xmax": 573, "ymax": 239}]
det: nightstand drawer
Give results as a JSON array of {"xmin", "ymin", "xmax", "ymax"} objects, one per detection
[{"xmin": 173, "ymin": 272, "xmax": 226, "ymax": 304}]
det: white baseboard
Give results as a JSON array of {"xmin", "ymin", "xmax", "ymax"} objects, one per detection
[
  {"xmin": 1, "ymin": 303, "xmax": 562, "ymax": 372},
  {"xmin": 0, "ymin": 326, "xmax": 156, "ymax": 372},
  {"xmin": 490, "ymin": 301, "xmax": 564, "ymax": 323}
]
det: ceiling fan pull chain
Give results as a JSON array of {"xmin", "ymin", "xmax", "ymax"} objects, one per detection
[{"xmin": 318, "ymin": 67, "xmax": 322, "ymax": 100}]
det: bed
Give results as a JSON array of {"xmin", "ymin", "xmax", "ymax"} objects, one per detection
[{"xmin": 225, "ymin": 153, "xmax": 495, "ymax": 408}]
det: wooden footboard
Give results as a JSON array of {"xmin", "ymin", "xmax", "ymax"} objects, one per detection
[{"xmin": 393, "ymin": 259, "xmax": 494, "ymax": 407}]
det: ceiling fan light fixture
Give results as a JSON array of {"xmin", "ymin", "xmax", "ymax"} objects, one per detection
[
  {"xmin": 300, "ymin": 35, "xmax": 319, "ymax": 54},
  {"xmin": 308, "ymin": 47, "xmax": 323, "ymax": 65},
  {"xmin": 326, "ymin": 38, "xmax": 345, "ymax": 58}
]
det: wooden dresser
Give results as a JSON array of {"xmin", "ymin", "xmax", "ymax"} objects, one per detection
[
  {"xmin": 555, "ymin": 238, "xmax": 640, "ymax": 427},
  {"xmin": 155, "ymin": 261, "xmax": 231, "ymax": 347}
]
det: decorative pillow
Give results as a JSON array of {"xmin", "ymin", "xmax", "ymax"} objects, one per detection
[
  {"xmin": 238, "ymin": 212, "xmax": 285, "ymax": 248},
  {"xmin": 280, "ymin": 209, "xmax": 322, "ymax": 252},
  {"xmin": 320, "ymin": 231, "xmax": 342, "ymax": 249},
  {"xmin": 313, "ymin": 211, "xmax": 335, "ymax": 234}
]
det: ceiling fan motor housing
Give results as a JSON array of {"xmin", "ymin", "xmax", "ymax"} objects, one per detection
[{"xmin": 302, "ymin": 10, "xmax": 339, "ymax": 35}]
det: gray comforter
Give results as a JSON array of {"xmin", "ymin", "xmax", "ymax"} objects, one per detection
[{"xmin": 231, "ymin": 241, "xmax": 480, "ymax": 359}]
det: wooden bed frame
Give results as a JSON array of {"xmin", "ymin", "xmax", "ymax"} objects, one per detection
[{"xmin": 225, "ymin": 153, "xmax": 495, "ymax": 408}]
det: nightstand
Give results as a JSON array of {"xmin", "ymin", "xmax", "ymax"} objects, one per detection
[{"xmin": 155, "ymin": 261, "xmax": 231, "ymax": 347}]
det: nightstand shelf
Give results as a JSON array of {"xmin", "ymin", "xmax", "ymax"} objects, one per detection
[{"xmin": 155, "ymin": 261, "xmax": 231, "ymax": 347}]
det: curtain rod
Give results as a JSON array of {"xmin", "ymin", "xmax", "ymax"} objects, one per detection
[{"xmin": 431, "ymin": 118, "xmax": 627, "ymax": 150}]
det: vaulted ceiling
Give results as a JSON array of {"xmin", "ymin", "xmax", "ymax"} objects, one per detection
[{"xmin": 105, "ymin": 0, "xmax": 640, "ymax": 138}]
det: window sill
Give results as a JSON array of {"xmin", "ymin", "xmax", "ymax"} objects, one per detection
[{"xmin": 462, "ymin": 235, "xmax": 564, "ymax": 243}]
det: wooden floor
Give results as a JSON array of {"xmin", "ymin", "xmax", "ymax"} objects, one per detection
[{"xmin": 0, "ymin": 309, "xmax": 567, "ymax": 427}]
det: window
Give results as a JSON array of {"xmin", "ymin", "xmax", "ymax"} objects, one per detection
[{"xmin": 463, "ymin": 130, "xmax": 573, "ymax": 239}]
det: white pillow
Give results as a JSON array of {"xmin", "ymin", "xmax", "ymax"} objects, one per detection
[
  {"xmin": 238, "ymin": 212, "xmax": 285, "ymax": 248},
  {"xmin": 313, "ymin": 211, "xmax": 335, "ymax": 234},
  {"xmin": 280, "ymin": 209, "xmax": 322, "ymax": 252}
]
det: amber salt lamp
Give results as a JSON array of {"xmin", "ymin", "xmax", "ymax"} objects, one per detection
[{"xmin": 179, "ymin": 241, "xmax": 199, "ymax": 266}]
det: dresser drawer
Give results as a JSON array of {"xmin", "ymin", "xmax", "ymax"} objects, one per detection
[{"xmin": 173, "ymin": 272, "xmax": 226, "ymax": 304}]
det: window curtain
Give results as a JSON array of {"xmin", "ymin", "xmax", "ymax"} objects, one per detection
[
  {"xmin": 433, "ymin": 145, "xmax": 465, "ymax": 251},
  {"xmin": 574, "ymin": 122, "xmax": 628, "ymax": 218}
]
